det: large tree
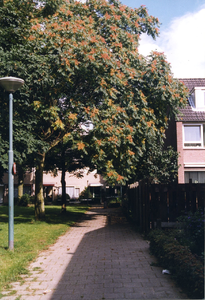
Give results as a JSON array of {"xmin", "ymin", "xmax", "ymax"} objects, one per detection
[
  {"xmin": 0, "ymin": 0, "xmax": 188, "ymax": 220},
  {"xmin": 86, "ymin": 51, "xmax": 188, "ymax": 185},
  {"xmin": 0, "ymin": 0, "xmax": 48, "ymax": 189}
]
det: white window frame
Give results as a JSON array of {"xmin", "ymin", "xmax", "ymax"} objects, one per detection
[
  {"xmin": 190, "ymin": 87, "xmax": 205, "ymax": 111},
  {"xmin": 183, "ymin": 123, "xmax": 205, "ymax": 148}
]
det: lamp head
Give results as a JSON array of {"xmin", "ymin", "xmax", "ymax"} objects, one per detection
[{"xmin": 0, "ymin": 77, "xmax": 24, "ymax": 93}]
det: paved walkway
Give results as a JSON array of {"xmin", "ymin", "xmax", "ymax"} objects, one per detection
[{"xmin": 2, "ymin": 206, "xmax": 188, "ymax": 300}]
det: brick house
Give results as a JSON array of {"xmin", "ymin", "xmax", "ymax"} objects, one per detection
[
  {"xmin": 166, "ymin": 78, "xmax": 205, "ymax": 183},
  {"xmin": 1, "ymin": 169, "xmax": 106, "ymax": 204}
]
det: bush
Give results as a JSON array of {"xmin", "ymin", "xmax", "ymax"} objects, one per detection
[
  {"xmin": 79, "ymin": 187, "xmax": 92, "ymax": 199},
  {"xmin": 148, "ymin": 229, "xmax": 204, "ymax": 299},
  {"xmin": 17, "ymin": 194, "xmax": 31, "ymax": 207},
  {"xmin": 56, "ymin": 193, "xmax": 70, "ymax": 202},
  {"xmin": 176, "ymin": 209, "xmax": 204, "ymax": 258}
]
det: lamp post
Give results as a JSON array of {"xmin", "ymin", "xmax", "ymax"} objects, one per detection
[{"xmin": 0, "ymin": 77, "xmax": 24, "ymax": 250}]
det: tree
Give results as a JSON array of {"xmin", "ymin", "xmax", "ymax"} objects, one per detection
[
  {"xmin": 85, "ymin": 50, "xmax": 187, "ymax": 185},
  {"xmin": 0, "ymin": 0, "xmax": 188, "ymax": 220},
  {"xmin": 0, "ymin": 0, "xmax": 48, "ymax": 188},
  {"xmin": 44, "ymin": 138, "xmax": 90, "ymax": 212}
]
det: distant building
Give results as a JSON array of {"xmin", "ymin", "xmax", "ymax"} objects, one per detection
[{"xmin": 1, "ymin": 168, "xmax": 105, "ymax": 204}]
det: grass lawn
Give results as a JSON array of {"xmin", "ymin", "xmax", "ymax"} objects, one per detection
[{"xmin": 0, "ymin": 204, "xmax": 88, "ymax": 294}]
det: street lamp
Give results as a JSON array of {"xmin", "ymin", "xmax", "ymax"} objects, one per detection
[{"xmin": 0, "ymin": 77, "xmax": 24, "ymax": 250}]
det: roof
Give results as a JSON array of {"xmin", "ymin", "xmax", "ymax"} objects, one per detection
[
  {"xmin": 177, "ymin": 105, "xmax": 205, "ymax": 122},
  {"xmin": 179, "ymin": 78, "xmax": 205, "ymax": 92},
  {"xmin": 177, "ymin": 78, "xmax": 205, "ymax": 122}
]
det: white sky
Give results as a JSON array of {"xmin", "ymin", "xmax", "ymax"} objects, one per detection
[{"xmin": 138, "ymin": 5, "xmax": 205, "ymax": 78}]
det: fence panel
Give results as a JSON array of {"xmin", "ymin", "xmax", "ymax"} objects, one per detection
[{"xmin": 127, "ymin": 181, "xmax": 205, "ymax": 233}]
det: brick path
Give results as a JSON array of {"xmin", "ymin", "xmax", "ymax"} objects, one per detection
[{"xmin": 2, "ymin": 206, "xmax": 188, "ymax": 300}]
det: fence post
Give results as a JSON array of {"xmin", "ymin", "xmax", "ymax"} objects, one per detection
[
  {"xmin": 139, "ymin": 181, "xmax": 143, "ymax": 232},
  {"xmin": 142, "ymin": 181, "xmax": 146, "ymax": 233}
]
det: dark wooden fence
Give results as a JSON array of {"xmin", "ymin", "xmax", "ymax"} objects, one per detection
[{"xmin": 124, "ymin": 181, "xmax": 205, "ymax": 233}]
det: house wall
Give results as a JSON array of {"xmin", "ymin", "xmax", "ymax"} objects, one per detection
[
  {"xmin": 2, "ymin": 169, "xmax": 105, "ymax": 203},
  {"xmin": 42, "ymin": 169, "xmax": 105, "ymax": 199},
  {"xmin": 176, "ymin": 122, "xmax": 184, "ymax": 183},
  {"xmin": 176, "ymin": 122, "xmax": 205, "ymax": 183}
]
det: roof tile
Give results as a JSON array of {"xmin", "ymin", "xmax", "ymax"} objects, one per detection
[{"xmin": 177, "ymin": 78, "xmax": 205, "ymax": 122}]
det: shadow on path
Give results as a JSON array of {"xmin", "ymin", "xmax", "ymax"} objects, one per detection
[{"xmin": 48, "ymin": 207, "xmax": 187, "ymax": 300}]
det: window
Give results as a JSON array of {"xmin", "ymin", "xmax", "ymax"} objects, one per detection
[
  {"xmin": 75, "ymin": 188, "xmax": 80, "ymax": 198},
  {"xmin": 190, "ymin": 87, "xmax": 205, "ymax": 109},
  {"xmin": 183, "ymin": 124, "xmax": 205, "ymax": 147},
  {"xmin": 185, "ymin": 171, "xmax": 205, "ymax": 183},
  {"xmin": 59, "ymin": 186, "xmax": 79, "ymax": 199}
]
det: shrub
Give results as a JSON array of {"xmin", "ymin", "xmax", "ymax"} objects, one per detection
[
  {"xmin": 56, "ymin": 193, "xmax": 70, "ymax": 202},
  {"xmin": 79, "ymin": 187, "xmax": 92, "ymax": 199},
  {"xmin": 30, "ymin": 196, "xmax": 35, "ymax": 204},
  {"xmin": 17, "ymin": 194, "xmax": 31, "ymax": 207},
  {"xmin": 148, "ymin": 229, "xmax": 204, "ymax": 299},
  {"xmin": 176, "ymin": 209, "xmax": 204, "ymax": 258},
  {"xmin": 66, "ymin": 193, "xmax": 70, "ymax": 200}
]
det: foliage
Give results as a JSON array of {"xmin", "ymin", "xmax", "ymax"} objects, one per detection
[
  {"xmin": 0, "ymin": 0, "xmax": 48, "ymax": 174},
  {"xmin": 176, "ymin": 209, "xmax": 204, "ymax": 258},
  {"xmin": 148, "ymin": 229, "xmax": 204, "ymax": 299},
  {"xmin": 57, "ymin": 193, "xmax": 70, "ymax": 201},
  {"xmin": 0, "ymin": 0, "xmax": 188, "ymax": 219},
  {"xmin": 128, "ymin": 144, "xmax": 179, "ymax": 184},
  {"xmin": 17, "ymin": 193, "xmax": 31, "ymax": 207},
  {"xmin": 79, "ymin": 187, "xmax": 92, "ymax": 200},
  {"xmin": 0, "ymin": 204, "xmax": 88, "ymax": 293}
]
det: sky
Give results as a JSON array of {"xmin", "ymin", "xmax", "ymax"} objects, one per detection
[{"xmin": 120, "ymin": 0, "xmax": 205, "ymax": 78}]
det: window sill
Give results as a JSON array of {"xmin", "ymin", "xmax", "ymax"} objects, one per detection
[{"xmin": 183, "ymin": 147, "xmax": 205, "ymax": 150}]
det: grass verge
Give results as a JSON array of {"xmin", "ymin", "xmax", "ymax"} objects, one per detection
[{"xmin": 0, "ymin": 204, "xmax": 88, "ymax": 294}]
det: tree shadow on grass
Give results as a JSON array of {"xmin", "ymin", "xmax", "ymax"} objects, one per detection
[{"xmin": 0, "ymin": 205, "xmax": 90, "ymax": 225}]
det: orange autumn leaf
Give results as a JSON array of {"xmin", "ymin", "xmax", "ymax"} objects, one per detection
[
  {"xmin": 28, "ymin": 35, "xmax": 35, "ymax": 41},
  {"xmin": 88, "ymin": 55, "xmax": 95, "ymax": 61},
  {"xmin": 84, "ymin": 107, "xmax": 90, "ymax": 114},
  {"xmin": 101, "ymin": 53, "xmax": 110, "ymax": 60},
  {"xmin": 104, "ymin": 12, "xmax": 111, "ymax": 20},
  {"xmin": 68, "ymin": 113, "xmax": 77, "ymax": 120},
  {"xmin": 91, "ymin": 107, "xmax": 99, "ymax": 117},
  {"xmin": 96, "ymin": 140, "xmax": 102, "ymax": 146},
  {"xmin": 77, "ymin": 142, "xmax": 85, "ymax": 150},
  {"xmin": 126, "ymin": 135, "xmax": 133, "ymax": 143},
  {"xmin": 74, "ymin": 59, "xmax": 80, "ymax": 66},
  {"xmin": 107, "ymin": 171, "xmax": 114, "ymax": 177},
  {"xmin": 100, "ymin": 78, "xmax": 107, "ymax": 86},
  {"xmin": 126, "ymin": 125, "xmax": 134, "ymax": 132},
  {"xmin": 91, "ymin": 36, "xmax": 98, "ymax": 43},
  {"xmin": 110, "ymin": 69, "xmax": 115, "ymax": 76},
  {"xmin": 117, "ymin": 174, "xmax": 124, "ymax": 181},
  {"xmin": 147, "ymin": 121, "xmax": 153, "ymax": 127},
  {"xmin": 128, "ymin": 150, "xmax": 135, "ymax": 156}
]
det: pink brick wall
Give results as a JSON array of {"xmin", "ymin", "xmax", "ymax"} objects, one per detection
[
  {"xmin": 184, "ymin": 149, "xmax": 205, "ymax": 163},
  {"xmin": 176, "ymin": 122, "xmax": 205, "ymax": 183},
  {"xmin": 176, "ymin": 122, "xmax": 184, "ymax": 183}
]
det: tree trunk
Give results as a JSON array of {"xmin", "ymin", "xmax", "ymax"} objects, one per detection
[
  {"xmin": 18, "ymin": 165, "xmax": 24, "ymax": 198},
  {"xmin": 35, "ymin": 153, "xmax": 45, "ymax": 220},
  {"xmin": 61, "ymin": 148, "xmax": 66, "ymax": 213}
]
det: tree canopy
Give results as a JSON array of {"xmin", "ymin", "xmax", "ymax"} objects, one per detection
[{"xmin": 0, "ymin": 0, "xmax": 188, "ymax": 219}]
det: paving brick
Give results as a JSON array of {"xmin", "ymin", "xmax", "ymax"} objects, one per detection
[{"xmin": 2, "ymin": 206, "xmax": 188, "ymax": 300}]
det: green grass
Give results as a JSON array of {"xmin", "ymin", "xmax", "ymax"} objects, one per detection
[{"xmin": 0, "ymin": 204, "xmax": 88, "ymax": 293}]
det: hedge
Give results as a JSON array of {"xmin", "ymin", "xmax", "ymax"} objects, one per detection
[{"xmin": 148, "ymin": 229, "xmax": 204, "ymax": 299}]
